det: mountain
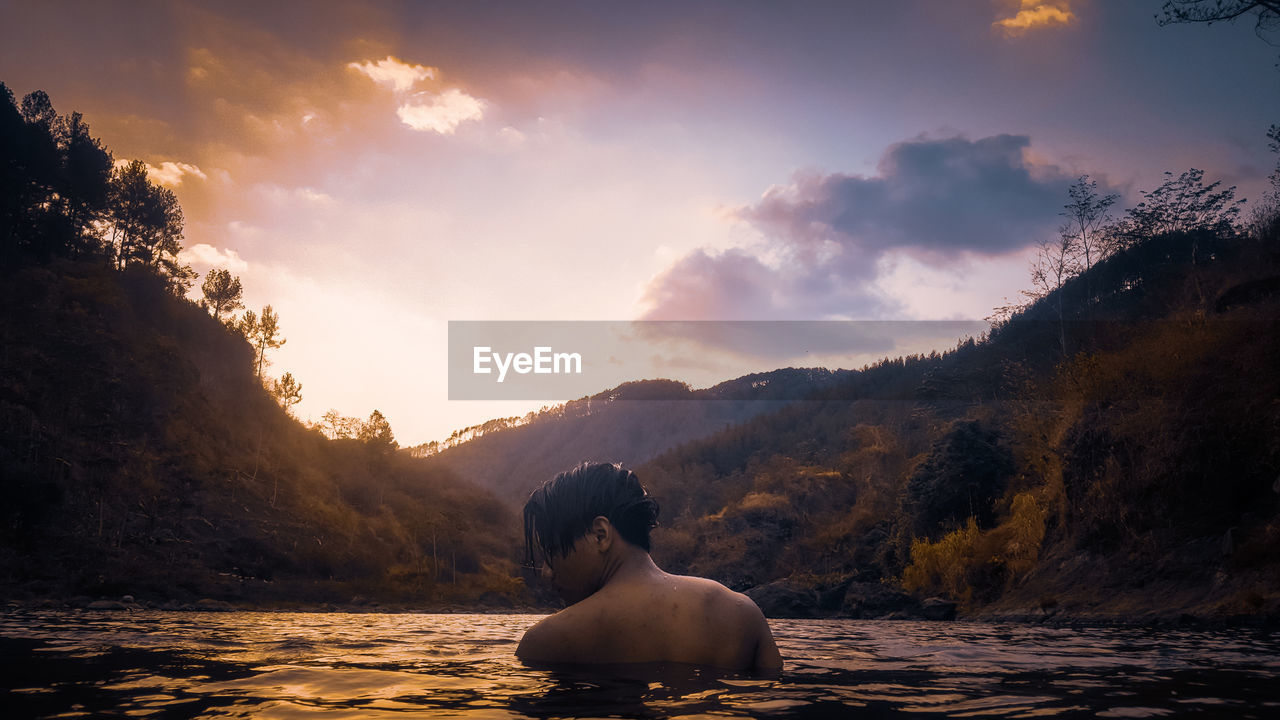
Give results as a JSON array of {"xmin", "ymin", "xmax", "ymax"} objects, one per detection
[{"xmin": 417, "ymin": 369, "xmax": 852, "ymax": 505}]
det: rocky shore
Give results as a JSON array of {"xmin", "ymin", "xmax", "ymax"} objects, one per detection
[{"xmin": 3, "ymin": 595, "xmax": 546, "ymax": 615}]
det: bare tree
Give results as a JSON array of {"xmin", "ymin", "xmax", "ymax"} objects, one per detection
[
  {"xmin": 1158, "ymin": 1, "xmax": 1280, "ymax": 66},
  {"xmin": 1158, "ymin": 1, "xmax": 1280, "ymax": 43},
  {"xmin": 1030, "ymin": 231, "xmax": 1082, "ymax": 357},
  {"xmin": 1062, "ymin": 176, "xmax": 1119, "ymax": 276}
]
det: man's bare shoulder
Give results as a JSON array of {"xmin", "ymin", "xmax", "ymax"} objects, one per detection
[
  {"xmin": 666, "ymin": 573, "xmax": 763, "ymax": 615},
  {"xmin": 666, "ymin": 574, "xmax": 781, "ymax": 669},
  {"xmin": 516, "ymin": 597, "xmax": 612, "ymax": 662},
  {"xmin": 516, "ymin": 610, "xmax": 579, "ymax": 662}
]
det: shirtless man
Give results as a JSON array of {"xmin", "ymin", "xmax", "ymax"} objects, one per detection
[{"xmin": 516, "ymin": 462, "xmax": 783, "ymax": 672}]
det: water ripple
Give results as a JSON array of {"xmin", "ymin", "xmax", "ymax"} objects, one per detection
[{"xmin": 0, "ymin": 611, "xmax": 1276, "ymax": 718}]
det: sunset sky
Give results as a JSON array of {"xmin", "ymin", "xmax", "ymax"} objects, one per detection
[{"xmin": 3, "ymin": 0, "xmax": 1277, "ymax": 445}]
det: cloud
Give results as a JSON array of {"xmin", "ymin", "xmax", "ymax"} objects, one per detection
[
  {"xmin": 993, "ymin": 0, "xmax": 1075, "ymax": 36},
  {"xmin": 746, "ymin": 134, "xmax": 1072, "ymax": 256},
  {"xmin": 498, "ymin": 126, "xmax": 526, "ymax": 145},
  {"xmin": 114, "ymin": 158, "xmax": 207, "ymax": 187},
  {"xmin": 347, "ymin": 55, "xmax": 437, "ymax": 92},
  {"xmin": 180, "ymin": 242, "xmax": 249, "ymax": 272},
  {"xmin": 147, "ymin": 161, "xmax": 208, "ymax": 186},
  {"xmin": 254, "ymin": 183, "xmax": 334, "ymax": 205},
  {"xmin": 347, "ymin": 53, "xmax": 487, "ymax": 135},
  {"xmin": 642, "ymin": 134, "xmax": 1087, "ymax": 321},
  {"xmin": 396, "ymin": 88, "xmax": 486, "ymax": 134}
]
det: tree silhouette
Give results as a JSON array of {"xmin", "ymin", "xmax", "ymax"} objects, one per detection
[
  {"xmin": 2, "ymin": 86, "xmax": 111, "ymax": 262},
  {"xmin": 1029, "ymin": 231, "xmax": 1081, "ymax": 357},
  {"xmin": 106, "ymin": 160, "xmax": 193, "ymax": 291},
  {"xmin": 238, "ymin": 305, "xmax": 286, "ymax": 379},
  {"xmin": 200, "ymin": 268, "xmax": 244, "ymax": 322},
  {"xmin": 319, "ymin": 409, "xmax": 364, "ymax": 439},
  {"xmin": 359, "ymin": 409, "xmax": 397, "ymax": 451},
  {"xmin": 271, "ymin": 372, "xmax": 303, "ymax": 414},
  {"xmin": 1249, "ymin": 125, "xmax": 1280, "ymax": 237},
  {"xmin": 1158, "ymin": 1, "xmax": 1280, "ymax": 43},
  {"xmin": 1062, "ymin": 176, "xmax": 1119, "ymax": 277},
  {"xmin": 1115, "ymin": 169, "xmax": 1244, "ymax": 260},
  {"xmin": 57, "ymin": 111, "xmax": 113, "ymax": 252},
  {"xmin": 1264, "ymin": 124, "xmax": 1280, "ymax": 198}
]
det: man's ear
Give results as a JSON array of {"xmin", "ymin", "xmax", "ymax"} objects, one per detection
[{"xmin": 590, "ymin": 515, "xmax": 613, "ymax": 552}]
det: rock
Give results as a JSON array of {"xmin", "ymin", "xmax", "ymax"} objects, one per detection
[
  {"xmin": 87, "ymin": 600, "xmax": 128, "ymax": 610},
  {"xmin": 479, "ymin": 591, "xmax": 515, "ymax": 609},
  {"xmin": 816, "ymin": 577, "xmax": 855, "ymax": 611},
  {"xmin": 195, "ymin": 598, "xmax": 232, "ymax": 611},
  {"xmin": 121, "ymin": 595, "xmax": 135, "ymax": 603},
  {"xmin": 920, "ymin": 597, "xmax": 957, "ymax": 621},
  {"xmin": 745, "ymin": 579, "xmax": 821, "ymax": 618},
  {"xmin": 841, "ymin": 582, "xmax": 918, "ymax": 619}
]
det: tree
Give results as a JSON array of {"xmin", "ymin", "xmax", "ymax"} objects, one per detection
[
  {"xmin": 1248, "ymin": 125, "xmax": 1280, "ymax": 238},
  {"xmin": 1158, "ymin": 2, "xmax": 1280, "ymax": 44},
  {"xmin": 201, "ymin": 268, "xmax": 244, "ymax": 322},
  {"xmin": 238, "ymin": 305, "xmax": 286, "ymax": 379},
  {"xmin": 56, "ymin": 111, "xmax": 113, "ymax": 252},
  {"xmin": 1029, "ymin": 231, "xmax": 1081, "ymax": 357},
  {"xmin": 1269, "ymin": 124, "xmax": 1280, "ymax": 191},
  {"xmin": 1061, "ymin": 176, "xmax": 1119, "ymax": 277},
  {"xmin": 319, "ymin": 409, "xmax": 363, "ymax": 439},
  {"xmin": 2, "ymin": 86, "xmax": 112, "ymax": 262},
  {"xmin": 106, "ymin": 160, "xmax": 193, "ymax": 291},
  {"xmin": 359, "ymin": 409, "xmax": 398, "ymax": 451},
  {"xmin": 1114, "ymin": 169, "xmax": 1245, "ymax": 258},
  {"xmin": 271, "ymin": 372, "xmax": 303, "ymax": 414},
  {"xmin": 321, "ymin": 410, "xmax": 355, "ymax": 439}
]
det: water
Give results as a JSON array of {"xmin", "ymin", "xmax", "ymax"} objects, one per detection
[{"xmin": 1, "ymin": 610, "xmax": 1277, "ymax": 719}]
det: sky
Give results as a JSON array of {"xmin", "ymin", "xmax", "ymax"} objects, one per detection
[{"xmin": 3, "ymin": 0, "xmax": 1278, "ymax": 445}]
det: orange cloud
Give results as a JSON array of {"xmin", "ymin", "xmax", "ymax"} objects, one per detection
[{"xmin": 993, "ymin": 0, "xmax": 1075, "ymax": 36}]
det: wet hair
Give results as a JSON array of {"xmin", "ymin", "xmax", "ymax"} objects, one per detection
[{"xmin": 523, "ymin": 462, "xmax": 660, "ymax": 568}]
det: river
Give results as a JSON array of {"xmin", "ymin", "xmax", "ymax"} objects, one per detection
[{"xmin": 2, "ymin": 610, "xmax": 1277, "ymax": 718}]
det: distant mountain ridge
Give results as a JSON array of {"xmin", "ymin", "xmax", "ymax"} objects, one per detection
[{"xmin": 420, "ymin": 368, "xmax": 853, "ymax": 504}]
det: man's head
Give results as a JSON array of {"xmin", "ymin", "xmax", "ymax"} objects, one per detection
[{"xmin": 523, "ymin": 462, "xmax": 659, "ymax": 601}]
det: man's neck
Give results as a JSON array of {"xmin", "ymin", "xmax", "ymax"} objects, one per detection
[{"xmin": 598, "ymin": 544, "xmax": 663, "ymax": 589}]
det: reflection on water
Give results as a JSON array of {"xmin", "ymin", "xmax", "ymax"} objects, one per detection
[{"xmin": 1, "ymin": 610, "xmax": 1278, "ymax": 718}]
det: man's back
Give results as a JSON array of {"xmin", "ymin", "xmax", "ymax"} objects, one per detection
[
  {"xmin": 517, "ymin": 462, "xmax": 782, "ymax": 672},
  {"xmin": 517, "ymin": 571, "xmax": 782, "ymax": 671}
]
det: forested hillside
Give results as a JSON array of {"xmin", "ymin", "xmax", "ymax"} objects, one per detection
[
  {"xmin": 1, "ymin": 85, "xmax": 521, "ymax": 608},
  {"xmin": 638, "ymin": 169, "xmax": 1280, "ymax": 622}
]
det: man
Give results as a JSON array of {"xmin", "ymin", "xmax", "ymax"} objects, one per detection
[{"xmin": 517, "ymin": 462, "xmax": 783, "ymax": 672}]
